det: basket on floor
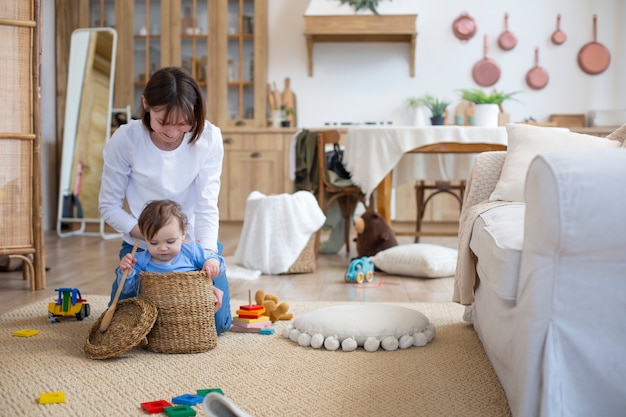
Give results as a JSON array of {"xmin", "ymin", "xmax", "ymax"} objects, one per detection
[
  {"xmin": 286, "ymin": 233, "xmax": 317, "ymax": 274},
  {"xmin": 139, "ymin": 271, "xmax": 218, "ymax": 353},
  {"xmin": 84, "ymin": 298, "xmax": 158, "ymax": 360}
]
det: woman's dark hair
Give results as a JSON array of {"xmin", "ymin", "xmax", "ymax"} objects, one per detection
[
  {"xmin": 138, "ymin": 199, "xmax": 188, "ymax": 241},
  {"xmin": 141, "ymin": 66, "xmax": 206, "ymax": 144}
]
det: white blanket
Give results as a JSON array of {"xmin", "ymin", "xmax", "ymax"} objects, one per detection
[{"xmin": 232, "ymin": 191, "xmax": 326, "ymax": 275}]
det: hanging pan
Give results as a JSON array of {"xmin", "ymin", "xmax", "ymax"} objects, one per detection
[
  {"xmin": 551, "ymin": 13, "xmax": 566, "ymax": 45},
  {"xmin": 452, "ymin": 13, "xmax": 477, "ymax": 42},
  {"xmin": 577, "ymin": 14, "xmax": 610, "ymax": 75},
  {"xmin": 526, "ymin": 47, "xmax": 549, "ymax": 90},
  {"xmin": 472, "ymin": 35, "xmax": 500, "ymax": 87},
  {"xmin": 497, "ymin": 13, "xmax": 517, "ymax": 51}
]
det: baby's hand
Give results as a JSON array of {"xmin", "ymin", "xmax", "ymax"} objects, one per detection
[
  {"xmin": 120, "ymin": 253, "xmax": 136, "ymax": 272},
  {"xmin": 203, "ymin": 258, "xmax": 221, "ymax": 278},
  {"xmin": 213, "ymin": 286, "xmax": 224, "ymax": 312}
]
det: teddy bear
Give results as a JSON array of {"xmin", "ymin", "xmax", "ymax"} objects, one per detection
[
  {"xmin": 255, "ymin": 290, "xmax": 292, "ymax": 323},
  {"xmin": 353, "ymin": 209, "xmax": 398, "ymax": 258}
]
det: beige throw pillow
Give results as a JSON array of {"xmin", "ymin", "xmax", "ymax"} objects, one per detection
[
  {"xmin": 489, "ymin": 124, "xmax": 620, "ymax": 203},
  {"xmin": 606, "ymin": 123, "xmax": 626, "ymax": 146}
]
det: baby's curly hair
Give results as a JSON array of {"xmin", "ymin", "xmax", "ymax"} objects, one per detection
[{"xmin": 138, "ymin": 199, "xmax": 187, "ymax": 241}]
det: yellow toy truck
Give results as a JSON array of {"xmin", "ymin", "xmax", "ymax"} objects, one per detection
[{"xmin": 48, "ymin": 287, "xmax": 90, "ymax": 322}]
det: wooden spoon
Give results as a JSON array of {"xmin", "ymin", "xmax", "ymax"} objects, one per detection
[{"xmin": 99, "ymin": 241, "xmax": 140, "ymax": 332}]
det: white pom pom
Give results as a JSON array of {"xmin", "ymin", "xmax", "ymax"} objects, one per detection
[
  {"xmin": 363, "ymin": 337, "xmax": 380, "ymax": 352},
  {"xmin": 381, "ymin": 336, "xmax": 399, "ymax": 351},
  {"xmin": 413, "ymin": 332, "xmax": 428, "ymax": 347},
  {"xmin": 423, "ymin": 323, "xmax": 436, "ymax": 341},
  {"xmin": 324, "ymin": 335, "xmax": 340, "ymax": 351},
  {"xmin": 399, "ymin": 334, "xmax": 413, "ymax": 349},
  {"xmin": 310, "ymin": 333, "xmax": 325, "ymax": 349},
  {"xmin": 298, "ymin": 332, "xmax": 312, "ymax": 347},
  {"xmin": 341, "ymin": 337, "xmax": 358, "ymax": 352},
  {"xmin": 289, "ymin": 328, "xmax": 301, "ymax": 343},
  {"xmin": 283, "ymin": 324, "xmax": 293, "ymax": 339}
]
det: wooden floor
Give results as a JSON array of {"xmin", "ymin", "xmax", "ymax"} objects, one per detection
[{"xmin": 0, "ymin": 221, "xmax": 458, "ymax": 315}]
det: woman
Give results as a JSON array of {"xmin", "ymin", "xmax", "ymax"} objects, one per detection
[{"xmin": 99, "ymin": 66, "xmax": 231, "ymax": 334}]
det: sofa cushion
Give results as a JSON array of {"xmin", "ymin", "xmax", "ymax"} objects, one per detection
[
  {"xmin": 470, "ymin": 203, "xmax": 525, "ymax": 300},
  {"xmin": 489, "ymin": 124, "xmax": 620, "ymax": 203}
]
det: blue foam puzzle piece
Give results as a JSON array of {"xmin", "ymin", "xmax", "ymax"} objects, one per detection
[{"xmin": 171, "ymin": 393, "xmax": 204, "ymax": 406}]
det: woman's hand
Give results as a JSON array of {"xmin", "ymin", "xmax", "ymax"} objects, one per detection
[
  {"xmin": 213, "ymin": 286, "xmax": 224, "ymax": 312},
  {"xmin": 120, "ymin": 253, "xmax": 136, "ymax": 272},
  {"xmin": 203, "ymin": 258, "xmax": 221, "ymax": 278}
]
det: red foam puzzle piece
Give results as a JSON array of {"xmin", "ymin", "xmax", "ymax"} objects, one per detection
[{"xmin": 141, "ymin": 399, "xmax": 172, "ymax": 413}]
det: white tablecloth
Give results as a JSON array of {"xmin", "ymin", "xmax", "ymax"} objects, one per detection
[{"xmin": 343, "ymin": 126, "xmax": 507, "ymax": 199}]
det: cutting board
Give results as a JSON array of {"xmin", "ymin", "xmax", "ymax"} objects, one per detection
[{"xmin": 281, "ymin": 77, "xmax": 297, "ymax": 126}]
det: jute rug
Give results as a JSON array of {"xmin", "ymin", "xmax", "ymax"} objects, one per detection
[{"xmin": 0, "ymin": 296, "xmax": 511, "ymax": 417}]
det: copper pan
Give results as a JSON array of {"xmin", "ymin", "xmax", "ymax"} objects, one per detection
[
  {"xmin": 452, "ymin": 13, "xmax": 477, "ymax": 42},
  {"xmin": 578, "ymin": 14, "xmax": 610, "ymax": 75},
  {"xmin": 497, "ymin": 13, "xmax": 517, "ymax": 51},
  {"xmin": 551, "ymin": 13, "xmax": 566, "ymax": 45},
  {"xmin": 526, "ymin": 47, "xmax": 549, "ymax": 90},
  {"xmin": 472, "ymin": 35, "xmax": 500, "ymax": 87}
]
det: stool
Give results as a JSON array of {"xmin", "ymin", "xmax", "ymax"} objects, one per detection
[{"xmin": 414, "ymin": 180, "xmax": 465, "ymax": 242}]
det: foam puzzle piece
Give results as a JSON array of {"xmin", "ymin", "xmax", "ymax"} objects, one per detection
[
  {"xmin": 12, "ymin": 329, "xmax": 39, "ymax": 337},
  {"xmin": 39, "ymin": 392, "xmax": 66, "ymax": 404},
  {"xmin": 141, "ymin": 399, "xmax": 172, "ymax": 413},
  {"xmin": 197, "ymin": 388, "xmax": 224, "ymax": 397},
  {"xmin": 259, "ymin": 328, "xmax": 275, "ymax": 335},
  {"xmin": 172, "ymin": 394, "xmax": 204, "ymax": 406},
  {"xmin": 164, "ymin": 405, "xmax": 196, "ymax": 417}
]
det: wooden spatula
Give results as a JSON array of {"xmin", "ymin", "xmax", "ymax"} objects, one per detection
[{"xmin": 99, "ymin": 241, "xmax": 140, "ymax": 332}]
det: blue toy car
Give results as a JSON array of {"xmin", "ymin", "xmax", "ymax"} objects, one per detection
[{"xmin": 345, "ymin": 257, "xmax": 375, "ymax": 284}]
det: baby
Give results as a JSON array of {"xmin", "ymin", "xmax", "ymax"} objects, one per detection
[{"xmin": 109, "ymin": 199, "xmax": 226, "ymax": 313}]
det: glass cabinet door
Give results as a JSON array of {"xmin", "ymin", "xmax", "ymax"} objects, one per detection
[
  {"xmin": 88, "ymin": 0, "xmax": 115, "ymax": 28},
  {"xmin": 179, "ymin": 0, "xmax": 210, "ymax": 109},
  {"xmin": 211, "ymin": 0, "xmax": 267, "ymax": 128},
  {"xmin": 132, "ymin": 0, "xmax": 164, "ymax": 115}
]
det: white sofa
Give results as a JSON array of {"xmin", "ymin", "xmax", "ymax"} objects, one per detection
[{"xmin": 454, "ymin": 126, "xmax": 626, "ymax": 417}]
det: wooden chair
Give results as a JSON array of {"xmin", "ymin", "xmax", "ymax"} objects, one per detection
[
  {"xmin": 315, "ymin": 130, "xmax": 366, "ymax": 254},
  {"xmin": 408, "ymin": 142, "xmax": 507, "ymax": 242},
  {"xmin": 414, "ymin": 180, "xmax": 465, "ymax": 243}
]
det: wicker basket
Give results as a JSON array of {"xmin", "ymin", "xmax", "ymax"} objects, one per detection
[
  {"xmin": 139, "ymin": 271, "xmax": 218, "ymax": 353},
  {"xmin": 285, "ymin": 233, "xmax": 317, "ymax": 274}
]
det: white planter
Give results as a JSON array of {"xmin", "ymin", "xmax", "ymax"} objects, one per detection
[
  {"xmin": 411, "ymin": 105, "xmax": 430, "ymax": 126},
  {"xmin": 473, "ymin": 104, "xmax": 500, "ymax": 128}
]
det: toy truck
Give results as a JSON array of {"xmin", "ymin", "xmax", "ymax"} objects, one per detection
[
  {"xmin": 48, "ymin": 287, "xmax": 90, "ymax": 322},
  {"xmin": 345, "ymin": 257, "xmax": 375, "ymax": 284}
]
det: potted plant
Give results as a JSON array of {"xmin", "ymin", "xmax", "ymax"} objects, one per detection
[
  {"xmin": 457, "ymin": 88, "xmax": 519, "ymax": 127},
  {"xmin": 407, "ymin": 94, "xmax": 451, "ymax": 125},
  {"xmin": 338, "ymin": 0, "xmax": 389, "ymax": 15},
  {"xmin": 280, "ymin": 105, "xmax": 296, "ymax": 127}
]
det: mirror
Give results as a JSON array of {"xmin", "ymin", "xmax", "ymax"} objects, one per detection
[{"xmin": 56, "ymin": 27, "xmax": 120, "ymax": 239}]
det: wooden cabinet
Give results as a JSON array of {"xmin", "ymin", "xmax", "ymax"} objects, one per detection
[
  {"xmin": 219, "ymin": 129, "xmax": 295, "ymax": 221},
  {"xmin": 76, "ymin": 0, "xmax": 267, "ymax": 125}
]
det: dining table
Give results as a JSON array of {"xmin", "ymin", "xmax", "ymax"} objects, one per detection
[{"xmin": 343, "ymin": 125, "xmax": 508, "ymax": 225}]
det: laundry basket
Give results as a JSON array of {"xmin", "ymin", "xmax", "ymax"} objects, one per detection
[
  {"xmin": 285, "ymin": 233, "xmax": 318, "ymax": 274},
  {"xmin": 139, "ymin": 271, "xmax": 217, "ymax": 353}
]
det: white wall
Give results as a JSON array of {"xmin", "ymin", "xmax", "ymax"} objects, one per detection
[
  {"xmin": 268, "ymin": 0, "xmax": 625, "ymax": 126},
  {"xmin": 40, "ymin": 0, "xmax": 625, "ymax": 230}
]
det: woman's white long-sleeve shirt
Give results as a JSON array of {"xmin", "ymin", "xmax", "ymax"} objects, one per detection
[{"xmin": 99, "ymin": 119, "xmax": 223, "ymax": 252}]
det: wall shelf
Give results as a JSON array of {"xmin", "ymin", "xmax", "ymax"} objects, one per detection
[{"xmin": 303, "ymin": 14, "xmax": 417, "ymax": 77}]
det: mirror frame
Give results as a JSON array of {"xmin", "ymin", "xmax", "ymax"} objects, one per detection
[{"xmin": 56, "ymin": 27, "xmax": 119, "ymax": 239}]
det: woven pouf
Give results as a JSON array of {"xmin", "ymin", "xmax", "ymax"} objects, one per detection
[
  {"xmin": 84, "ymin": 298, "xmax": 158, "ymax": 360},
  {"xmin": 139, "ymin": 271, "xmax": 218, "ymax": 353}
]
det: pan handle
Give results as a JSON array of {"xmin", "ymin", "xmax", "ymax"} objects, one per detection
[
  {"xmin": 534, "ymin": 46, "xmax": 540, "ymax": 66},
  {"xmin": 593, "ymin": 14, "xmax": 597, "ymax": 42},
  {"xmin": 483, "ymin": 34, "xmax": 489, "ymax": 58}
]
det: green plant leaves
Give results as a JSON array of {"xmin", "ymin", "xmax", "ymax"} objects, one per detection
[{"xmin": 339, "ymin": 0, "xmax": 384, "ymax": 15}]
